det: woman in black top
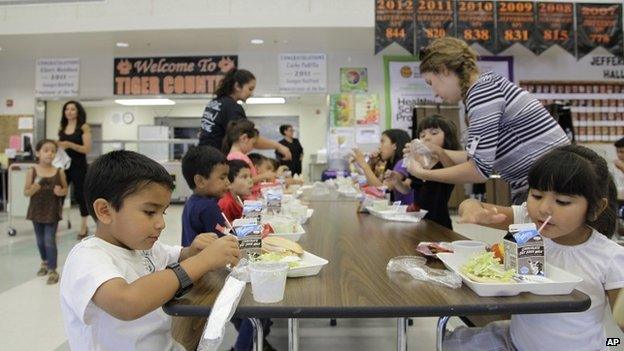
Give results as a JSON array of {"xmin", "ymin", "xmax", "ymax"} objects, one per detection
[
  {"xmin": 276, "ymin": 124, "xmax": 303, "ymax": 175},
  {"xmin": 198, "ymin": 68, "xmax": 291, "ymax": 161},
  {"xmin": 57, "ymin": 101, "xmax": 92, "ymax": 239}
]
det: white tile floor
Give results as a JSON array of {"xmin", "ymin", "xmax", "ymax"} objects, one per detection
[{"xmin": 1, "ymin": 206, "xmax": 623, "ymax": 351}]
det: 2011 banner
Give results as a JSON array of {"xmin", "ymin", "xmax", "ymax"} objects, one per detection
[
  {"xmin": 375, "ymin": 0, "xmax": 415, "ymax": 54},
  {"xmin": 415, "ymin": 0, "xmax": 455, "ymax": 51},
  {"xmin": 113, "ymin": 56, "xmax": 237, "ymax": 96},
  {"xmin": 576, "ymin": 3, "xmax": 623, "ymax": 58}
]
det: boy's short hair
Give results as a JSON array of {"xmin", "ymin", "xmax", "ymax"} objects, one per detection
[
  {"xmin": 247, "ymin": 152, "xmax": 266, "ymax": 167},
  {"xmin": 267, "ymin": 158, "xmax": 279, "ymax": 171},
  {"xmin": 182, "ymin": 145, "xmax": 227, "ymax": 189},
  {"xmin": 84, "ymin": 150, "xmax": 174, "ymax": 221},
  {"xmin": 615, "ymin": 137, "xmax": 624, "ymax": 148},
  {"xmin": 227, "ymin": 159, "xmax": 250, "ymax": 182}
]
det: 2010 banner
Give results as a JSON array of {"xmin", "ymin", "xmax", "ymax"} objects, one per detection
[
  {"xmin": 456, "ymin": 1, "xmax": 497, "ymax": 53},
  {"xmin": 113, "ymin": 56, "xmax": 237, "ymax": 96}
]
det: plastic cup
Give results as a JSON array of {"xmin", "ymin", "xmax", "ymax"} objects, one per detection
[{"xmin": 249, "ymin": 262, "xmax": 289, "ymax": 303}]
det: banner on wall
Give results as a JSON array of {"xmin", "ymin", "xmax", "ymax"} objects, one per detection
[
  {"xmin": 375, "ymin": 0, "xmax": 415, "ymax": 54},
  {"xmin": 113, "ymin": 56, "xmax": 237, "ymax": 96},
  {"xmin": 415, "ymin": 0, "xmax": 455, "ymax": 51},
  {"xmin": 278, "ymin": 53, "xmax": 327, "ymax": 93},
  {"xmin": 495, "ymin": 1, "xmax": 537, "ymax": 54},
  {"xmin": 576, "ymin": 3, "xmax": 623, "ymax": 58},
  {"xmin": 456, "ymin": 1, "xmax": 497, "ymax": 53},
  {"xmin": 534, "ymin": 2, "xmax": 575, "ymax": 56},
  {"xmin": 35, "ymin": 58, "xmax": 80, "ymax": 97}
]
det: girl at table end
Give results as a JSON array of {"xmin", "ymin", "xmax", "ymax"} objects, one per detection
[{"xmin": 450, "ymin": 144, "xmax": 622, "ymax": 351}]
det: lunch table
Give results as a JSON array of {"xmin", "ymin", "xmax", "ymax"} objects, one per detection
[{"xmin": 164, "ymin": 201, "xmax": 590, "ymax": 351}]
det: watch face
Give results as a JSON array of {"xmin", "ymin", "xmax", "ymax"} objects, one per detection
[{"xmin": 122, "ymin": 112, "xmax": 134, "ymax": 124}]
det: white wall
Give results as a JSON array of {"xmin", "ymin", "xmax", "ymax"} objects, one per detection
[{"xmin": 46, "ymin": 99, "xmax": 328, "ymax": 179}]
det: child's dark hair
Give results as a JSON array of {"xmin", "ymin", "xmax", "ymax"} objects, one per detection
[
  {"xmin": 416, "ymin": 115, "xmax": 461, "ymax": 150},
  {"xmin": 84, "ymin": 150, "xmax": 174, "ymax": 221},
  {"xmin": 227, "ymin": 159, "xmax": 250, "ymax": 182},
  {"xmin": 528, "ymin": 144, "xmax": 617, "ymax": 236},
  {"xmin": 59, "ymin": 100, "xmax": 87, "ymax": 137},
  {"xmin": 35, "ymin": 139, "xmax": 58, "ymax": 152},
  {"xmin": 615, "ymin": 137, "xmax": 624, "ymax": 148},
  {"xmin": 267, "ymin": 158, "xmax": 279, "ymax": 171},
  {"xmin": 215, "ymin": 68, "xmax": 256, "ymax": 98},
  {"xmin": 247, "ymin": 152, "xmax": 266, "ymax": 167},
  {"xmin": 381, "ymin": 129, "xmax": 411, "ymax": 170},
  {"xmin": 222, "ymin": 120, "xmax": 258, "ymax": 153},
  {"xmin": 182, "ymin": 145, "xmax": 227, "ymax": 190},
  {"xmin": 279, "ymin": 124, "xmax": 292, "ymax": 136}
]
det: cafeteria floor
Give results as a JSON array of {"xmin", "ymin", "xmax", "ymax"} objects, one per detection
[{"xmin": 1, "ymin": 205, "xmax": 623, "ymax": 351}]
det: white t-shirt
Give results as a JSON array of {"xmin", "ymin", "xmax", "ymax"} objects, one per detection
[
  {"xmin": 510, "ymin": 204, "xmax": 624, "ymax": 351},
  {"xmin": 60, "ymin": 237, "xmax": 186, "ymax": 351}
]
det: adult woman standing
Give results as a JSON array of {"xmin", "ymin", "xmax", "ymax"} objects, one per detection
[
  {"xmin": 276, "ymin": 124, "xmax": 304, "ymax": 175},
  {"xmin": 406, "ymin": 37, "xmax": 569, "ymax": 204},
  {"xmin": 58, "ymin": 101, "xmax": 92, "ymax": 239},
  {"xmin": 198, "ymin": 68, "xmax": 291, "ymax": 161}
]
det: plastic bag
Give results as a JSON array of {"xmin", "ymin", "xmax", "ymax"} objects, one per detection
[
  {"xmin": 387, "ymin": 256, "xmax": 462, "ymax": 289},
  {"xmin": 404, "ymin": 139, "xmax": 437, "ymax": 170},
  {"xmin": 53, "ymin": 147, "xmax": 72, "ymax": 170},
  {"xmin": 196, "ymin": 275, "xmax": 246, "ymax": 351}
]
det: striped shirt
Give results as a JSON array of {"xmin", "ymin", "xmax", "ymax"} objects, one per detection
[{"xmin": 465, "ymin": 72, "xmax": 569, "ymax": 197}]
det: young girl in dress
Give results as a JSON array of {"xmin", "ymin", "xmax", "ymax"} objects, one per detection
[{"xmin": 24, "ymin": 139, "xmax": 68, "ymax": 284}]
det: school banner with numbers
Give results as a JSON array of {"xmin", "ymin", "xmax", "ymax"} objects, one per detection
[
  {"xmin": 534, "ymin": 2, "xmax": 575, "ymax": 55},
  {"xmin": 375, "ymin": 0, "xmax": 415, "ymax": 54},
  {"xmin": 576, "ymin": 3, "xmax": 623, "ymax": 58},
  {"xmin": 456, "ymin": 1, "xmax": 497, "ymax": 52}
]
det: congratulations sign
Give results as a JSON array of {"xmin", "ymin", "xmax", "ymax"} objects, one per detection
[{"xmin": 113, "ymin": 56, "xmax": 237, "ymax": 96}]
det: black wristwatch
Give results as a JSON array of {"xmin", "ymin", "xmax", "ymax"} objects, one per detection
[{"xmin": 167, "ymin": 262, "xmax": 193, "ymax": 298}]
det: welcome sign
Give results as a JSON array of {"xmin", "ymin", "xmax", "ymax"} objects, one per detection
[{"xmin": 113, "ymin": 55, "xmax": 238, "ymax": 96}]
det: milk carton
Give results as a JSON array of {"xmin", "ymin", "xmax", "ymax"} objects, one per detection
[
  {"xmin": 232, "ymin": 219, "xmax": 262, "ymax": 259},
  {"xmin": 503, "ymin": 223, "xmax": 545, "ymax": 276}
]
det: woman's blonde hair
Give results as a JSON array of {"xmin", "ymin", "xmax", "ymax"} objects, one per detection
[{"xmin": 419, "ymin": 37, "xmax": 479, "ymax": 99}]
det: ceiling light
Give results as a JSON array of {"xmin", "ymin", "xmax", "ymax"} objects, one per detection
[
  {"xmin": 250, "ymin": 39, "xmax": 264, "ymax": 45},
  {"xmin": 114, "ymin": 98, "xmax": 175, "ymax": 106},
  {"xmin": 116, "ymin": 42, "xmax": 130, "ymax": 48},
  {"xmin": 245, "ymin": 97, "xmax": 286, "ymax": 105}
]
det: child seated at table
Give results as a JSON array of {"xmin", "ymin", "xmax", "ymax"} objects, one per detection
[
  {"xmin": 60, "ymin": 150, "xmax": 240, "ymax": 351},
  {"xmin": 450, "ymin": 144, "xmax": 624, "ymax": 351},
  {"xmin": 181, "ymin": 145, "xmax": 230, "ymax": 246},
  {"xmin": 219, "ymin": 159, "xmax": 253, "ymax": 222},
  {"xmin": 250, "ymin": 153, "xmax": 303, "ymax": 187}
]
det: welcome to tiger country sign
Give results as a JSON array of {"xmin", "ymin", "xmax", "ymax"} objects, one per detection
[{"xmin": 113, "ymin": 55, "xmax": 238, "ymax": 96}]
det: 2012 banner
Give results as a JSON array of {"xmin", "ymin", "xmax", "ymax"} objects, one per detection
[
  {"xmin": 113, "ymin": 56, "xmax": 238, "ymax": 96},
  {"xmin": 375, "ymin": 0, "xmax": 415, "ymax": 54}
]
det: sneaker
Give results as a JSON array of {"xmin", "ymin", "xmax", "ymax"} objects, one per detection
[
  {"xmin": 36, "ymin": 264, "xmax": 48, "ymax": 276},
  {"xmin": 47, "ymin": 271, "xmax": 59, "ymax": 285}
]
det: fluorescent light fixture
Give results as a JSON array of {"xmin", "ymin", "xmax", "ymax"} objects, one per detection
[
  {"xmin": 250, "ymin": 39, "xmax": 264, "ymax": 45},
  {"xmin": 114, "ymin": 98, "xmax": 175, "ymax": 106},
  {"xmin": 245, "ymin": 97, "xmax": 286, "ymax": 105},
  {"xmin": 116, "ymin": 42, "xmax": 130, "ymax": 48}
]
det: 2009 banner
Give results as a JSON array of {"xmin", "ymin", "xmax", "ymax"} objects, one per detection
[{"xmin": 374, "ymin": 0, "xmax": 623, "ymax": 60}]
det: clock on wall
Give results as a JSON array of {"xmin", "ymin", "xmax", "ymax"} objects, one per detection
[{"xmin": 122, "ymin": 112, "xmax": 134, "ymax": 124}]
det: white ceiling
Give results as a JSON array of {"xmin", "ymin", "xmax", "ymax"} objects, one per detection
[{"xmin": 0, "ymin": 27, "xmax": 374, "ymax": 59}]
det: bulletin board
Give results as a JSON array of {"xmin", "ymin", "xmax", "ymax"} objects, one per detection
[{"xmin": 0, "ymin": 115, "xmax": 34, "ymax": 151}]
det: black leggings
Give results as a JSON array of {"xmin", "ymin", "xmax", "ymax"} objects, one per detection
[{"xmin": 65, "ymin": 163, "xmax": 89, "ymax": 217}]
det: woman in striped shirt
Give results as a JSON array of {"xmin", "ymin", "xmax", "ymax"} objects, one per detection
[{"xmin": 406, "ymin": 37, "xmax": 569, "ymax": 204}]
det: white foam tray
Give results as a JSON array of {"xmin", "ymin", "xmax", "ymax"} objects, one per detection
[
  {"xmin": 366, "ymin": 207, "xmax": 428, "ymax": 223},
  {"xmin": 288, "ymin": 251, "xmax": 329, "ymax": 278},
  {"xmin": 436, "ymin": 253, "xmax": 583, "ymax": 297}
]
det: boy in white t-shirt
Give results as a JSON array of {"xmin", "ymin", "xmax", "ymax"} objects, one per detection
[
  {"xmin": 60, "ymin": 150, "xmax": 240, "ymax": 351},
  {"xmin": 448, "ymin": 145, "xmax": 624, "ymax": 351}
]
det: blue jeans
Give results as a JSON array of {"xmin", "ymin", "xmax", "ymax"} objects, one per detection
[
  {"xmin": 33, "ymin": 222, "xmax": 58, "ymax": 270},
  {"xmin": 232, "ymin": 318, "xmax": 272, "ymax": 351}
]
